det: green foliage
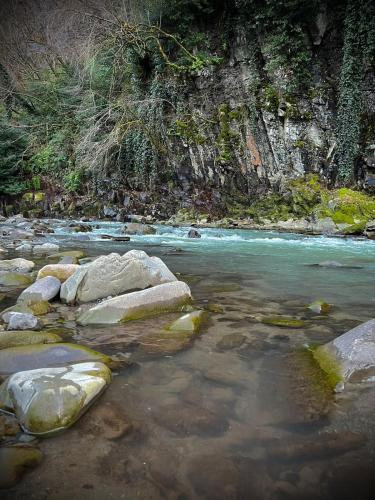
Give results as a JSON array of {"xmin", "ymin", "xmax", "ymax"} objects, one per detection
[
  {"xmin": 0, "ymin": 112, "xmax": 27, "ymax": 195},
  {"xmin": 216, "ymin": 103, "xmax": 243, "ymax": 164},
  {"xmin": 63, "ymin": 171, "xmax": 82, "ymax": 193}
]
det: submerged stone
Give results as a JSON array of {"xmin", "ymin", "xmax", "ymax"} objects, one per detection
[
  {"xmin": 0, "ymin": 343, "xmax": 112, "ymax": 376},
  {"xmin": 139, "ymin": 328, "xmax": 200, "ymax": 356},
  {"xmin": 0, "ymin": 273, "xmax": 33, "ymax": 287},
  {"xmin": 261, "ymin": 316, "xmax": 306, "ymax": 328},
  {"xmin": 0, "ymin": 446, "xmax": 43, "ymax": 488},
  {"xmin": 308, "ymin": 300, "xmax": 333, "ymax": 314},
  {"xmin": 314, "ymin": 318, "xmax": 375, "ymax": 384},
  {"xmin": 0, "ymin": 362, "xmax": 112, "ymax": 436},
  {"xmin": 0, "ymin": 331, "xmax": 62, "ymax": 350},
  {"xmin": 78, "ymin": 281, "xmax": 191, "ymax": 325},
  {"xmin": 217, "ymin": 333, "xmax": 246, "ymax": 350}
]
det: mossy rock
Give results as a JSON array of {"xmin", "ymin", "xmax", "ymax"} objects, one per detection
[
  {"xmin": 308, "ymin": 301, "xmax": 333, "ymax": 314},
  {"xmin": 0, "ymin": 331, "xmax": 62, "ymax": 350},
  {"xmin": 22, "ymin": 192, "xmax": 34, "ymax": 202},
  {"xmin": 138, "ymin": 329, "xmax": 199, "ymax": 355},
  {"xmin": 27, "ymin": 300, "xmax": 51, "ymax": 316},
  {"xmin": 166, "ymin": 310, "xmax": 208, "ymax": 333},
  {"xmin": 342, "ymin": 221, "xmax": 366, "ymax": 235},
  {"xmin": 312, "ymin": 346, "xmax": 343, "ymax": 389},
  {"xmin": 205, "ymin": 302, "xmax": 224, "ymax": 313},
  {"xmin": 34, "ymin": 192, "xmax": 45, "ymax": 203},
  {"xmin": 47, "ymin": 250, "xmax": 86, "ymax": 262},
  {"xmin": 261, "ymin": 316, "xmax": 306, "ymax": 328},
  {"xmin": 0, "ymin": 273, "xmax": 33, "ymax": 287}
]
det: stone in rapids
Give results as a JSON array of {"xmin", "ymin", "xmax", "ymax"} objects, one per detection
[
  {"xmin": 0, "ymin": 362, "xmax": 112, "ymax": 436},
  {"xmin": 78, "ymin": 281, "xmax": 192, "ymax": 325}
]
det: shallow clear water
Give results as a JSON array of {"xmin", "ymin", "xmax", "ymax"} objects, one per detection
[{"xmin": 4, "ymin": 222, "xmax": 375, "ymax": 499}]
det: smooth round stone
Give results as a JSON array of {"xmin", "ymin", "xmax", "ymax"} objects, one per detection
[
  {"xmin": 0, "ymin": 446, "xmax": 43, "ymax": 488},
  {"xmin": 5, "ymin": 312, "xmax": 38, "ymax": 331},
  {"xmin": 37, "ymin": 264, "xmax": 79, "ymax": 283},
  {"xmin": 0, "ymin": 273, "xmax": 33, "ymax": 287},
  {"xmin": 0, "ymin": 343, "xmax": 112, "ymax": 376},
  {"xmin": 0, "ymin": 258, "xmax": 35, "ymax": 273},
  {"xmin": 18, "ymin": 276, "xmax": 61, "ymax": 303},
  {"xmin": 0, "ymin": 362, "xmax": 112, "ymax": 436}
]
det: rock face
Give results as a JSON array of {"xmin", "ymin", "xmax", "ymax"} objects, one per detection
[
  {"xmin": 314, "ymin": 318, "xmax": 375, "ymax": 384},
  {"xmin": 0, "ymin": 343, "xmax": 112, "ymax": 376},
  {"xmin": 0, "ymin": 331, "xmax": 62, "ymax": 350},
  {"xmin": 18, "ymin": 276, "xmax": 61, "ymax": 303},
  {"xmin": 61, "ymin": 250, "xmax": 177, "ymax": 303},
  {"xmin": 5, "ymin": 312, "xmax": 39, "ymax": 331},
  {"xmin": 37, "ymin": 264, "xmax": 79, "ymax": 282},
  {"xmin": 0, "ymin": 258, "xmax": 35, "ymax": 273},
  {"xmin": 0, "ymin": 362, "xmax": 112, "ymax": 436},
  {"xmin": 78, "ymin": 281, "xmax": 192, "ymax": 325},
  {"xmin": 122, "ymin": 223, "xmax": 156, "ymax": 235}
]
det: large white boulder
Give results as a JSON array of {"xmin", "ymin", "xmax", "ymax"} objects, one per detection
[
  {"xmin": 37, "ymin": 263, "xmax": 79, "ymax": 282},
  {"xmin": 0, "ymin": 362, "xmax": 112, "ymax": 435},
  {"xmin": 314, "ymin": 318, "xmax": 375, "ymax": 385},
  {"xmin": 78, "ymin": 281, "xmax": 192, "ymax": 325},
  {"xmin": 61, "ymin": 250, "xmax": 177, "ymax": 303},
  {"xmin": 18, "ymin": 276, "xmax": 61, "ymax": 303},
  {"xmin": 0, "ymin": 258, "xmax": 34, "ymax": 273}
]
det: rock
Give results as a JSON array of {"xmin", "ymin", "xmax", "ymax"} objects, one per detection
[
  {"xmin": 122, "ymin": 223, "xmax": 156, "ymax": 235},
  {"xmin": 0, "ymin": 414, "xmax": 20, "ymax": 437},
  {"xmin": 37, "ymin": 264, "xmax": 79, "ymax": 282},
  {"xmin": 314, "ymin": 318, "xmax": 375, "ymax": 384},
  {"xmin": 0, "ymin": 343, "xmax": 112, "ymax": 376},
  {"xmin": 15, "ymin": 243, "xmax": 33, "ymax": 253},
  {"xmin": 111, "ymin": 236, "xmax": 130, "ymax": 242},
  {"xmin": 0, "ymin": 362, "xmax": 112, "ymax": 436},
  {"xmin": 217, "ymin": 333, "xmax": 246, "ymax": 350},
  {"xmin": 187, "ymin": 228, "xmax": 201, "ymax": 238},
  {"xmin": 308, "ymin": 300, "xmax": 333, "ymax": 314},
  {"xmin": 78, "ymin": 281, "xmax": 192, "ymax": 325},
  {"xmin": 152, "ymin": 402, "xmax": 229, "ymax": 436},
  {"xmin": 33, "ymin": 243, "xmax": 59, "ymax": 255},
  {"xmin": 166, "ymin": 310, "xmax": 207, "ymax": 333},
  {"xmin": 27, "ymin": 300, "xmax": 51, "ymax": 316},
  {"xmin": 0, "ymin": 446, "xmax": 43, "ymax": 488},
  {"xmin": 18, "ymin": 276, "xmax": 61, "ymax": 303},
  {"xmin": 47, "ymin": 250, "xmax": 86, "ymax": 262},
  {"xmin": 5, "ymin": 312, "xmax": 39, "ymax": 331},
  {"xmin": 83, "ymin": 402, "xmax": 133, "ymax": 440},
  {"xmin": 364, "ymin": 220, "xmax": 375, "ymax": 239},
  {"xmin": 103, "ymin": 206, "xmax": 117, "ymax": 218},
  {"xmin": 261, "ymin": 316, "xmax": 306, "ymax": 328},
  {"xmin": 0, "ymin": 273, "xmax": 33, "ymax": 287},
  {"xmin": 0, "ymin": 258, "xmax": 35, "ymax": 273},
  {"xmin": 138, "ymin": 328, "xmax": 200, "ymax": 356},
  {"xmin": 0, "ymin": 331, "xmax": 62, "ymax": 350},
  {"xmin": 62, "ymin": 250, "xmax": 177, "ymax": 303},
  {"xmin": 59, "ymin": 265, "xmax": 88, "ymax": 303},
  {"xmin": 69, "ymin": 223, "xmax": 92, "ymax": 233}
]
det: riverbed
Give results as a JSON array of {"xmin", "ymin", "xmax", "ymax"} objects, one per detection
[{"xmin": 2, "ymin": 222, "xmax": 375, "ymax": 499}]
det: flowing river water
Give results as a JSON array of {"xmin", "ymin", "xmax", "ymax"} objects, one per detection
[{"xmin": 3, "ymin": 222, "xmax": 375, "ymax": 499}]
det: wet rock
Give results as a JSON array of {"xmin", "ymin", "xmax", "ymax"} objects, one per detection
[
  {"xmin": 0, "ymin": 272, "xmax": 33, "ymax": 287},
  {"xmin": 63, "ymin": 250, "xmax": 177, "ymax": 303},
  {"xmin": 122, "ymin": 223, "xmax": 156, "ymax": 235},
  {"xmin": 205, "ymin": 302, "xmax": 224, "ymax": 313},
  {"xmin": 69, "ymin": 223, "xmax": 92, "ymax": 233},
  {"xmin": 0, "ymin": 445, "xmax": 43, "ymax": 488},
  {"xmin": 0, "ymin": 258, "xmax": 34, "ymax": 273},
  {"xmin": 217, "ymin": 333, "xmax": 246, "ymax": 350},
  {"xmin": 27, "ymin": 300, "xmax": 51, "ymax": 316},
  {"xmin": 308, "ymin": 300, "xmax": 333, "ymax": 314},
  {"xmin": 33, "ymin": 243, "xmax": 59, "ymax": 255},
  {"xmin": 37, "ymin": 263, "xmax": 79, "ymax": 282},
  {"xmin": 311, "ymin": 260, "xmax": 363, "ymax": 269},
  {"xmin": 138, "ymin": 328, "xmax": 199, "ymax": 356},
  {"xmin": 0, "ymin": 362, "xmax": 112, "ymax": 436},
  {"xmin": 187, "ymin": 228, "xmax": 201, "ymax": 238},
  {"xmin": 47, "ymin": 250, "xmax": 86, "ymax": 263},
  {"xmin": 78, "ymin": 281, "xmax": 191, "ymax": 325},
  {"xmin": 59, "ymin": 265, "xmax": 89, "ymax": 303},
  {"xmin": 0, "ymin": 330, "xmax": 62, "ymax": 350},
  {"xmin": 364, "ymin": 220, "xmax": 375, "ymax": 240},
  {"xmin": 5, "ymin": 312, "xmax": 39, "ymax": 331},
  {"xmin": 0, "ymin": 414, "xmax": 20, "ymax": 438},
  {"xmin": 0, "ymin": 343, "xmax": 112, "ymax": 376},
  {"xmin": 166, "ymin": 310, "xmax": 207, "ymax": 333},
  {"xmin": 15, "ymin": 243, "xmax": 33, "ymax": 253},
  {"xmin": 153, "ymin": 401, "xmax": 229, "ymax": 436},
  {"xmin": 261, "ymin": 316, "xmax": 306, "ymax": 328},
  {"xmin": 314, "ymin": 318, "xmax": 375, "ymax": 384},
  {"xmin": 18, "ymin": 276, "xmax": 61, "ymax": 303}
]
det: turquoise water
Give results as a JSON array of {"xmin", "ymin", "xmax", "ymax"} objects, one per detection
[{"xmin": 5, "ymin": 222, "xmax": 375, "ymax": 499}]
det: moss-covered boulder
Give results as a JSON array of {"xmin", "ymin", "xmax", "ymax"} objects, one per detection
[
  {"xmin": 0, "ymin": 343, "xmax": 112, "ymax": 376},
  {"xmin": 166, "ymin": 310, "xmax": 208, "ymax": 333},
  {"xmin": 0, "ymin": 446, "xmax": 43, "ymax": 488},
  {"xmin": 0, "ymin": 273, "xmax": 33, "ymax": 287},
  {"xmin": 0, "ymin": 362, "xmax": 112, "ymax": 436},
  {"xmin": 0, "ymin": 330, "xmax": 62, "ymax": 350},
  {"xmin": 261, "ymin": 316, "xmax": 306, "ymax": 328}
]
